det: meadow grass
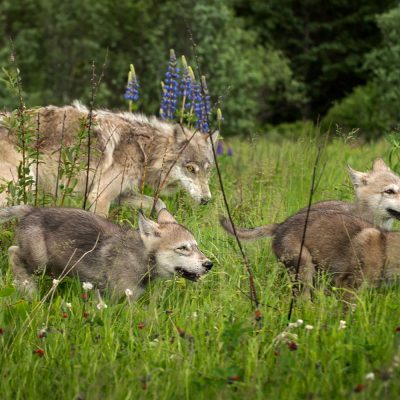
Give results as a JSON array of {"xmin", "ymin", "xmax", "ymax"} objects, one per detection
[{"xmin": 0, "ymin": 135, "xmax": 399, "ymax": 399}]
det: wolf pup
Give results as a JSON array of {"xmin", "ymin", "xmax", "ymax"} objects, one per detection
[
  {"xmin": 0, "ymin": 206, "xmax": 213, "ymax": 300},
  {"xmin": 223, "ymin": 209, "xmax": 400, "ymax": 298},
  {"xmin": 221, "ymin": 158, "xmax": 400, "ymax": 241},
  {"xmin": 0, "ymin": 102, "xmax": 218, "ymax": 215}
]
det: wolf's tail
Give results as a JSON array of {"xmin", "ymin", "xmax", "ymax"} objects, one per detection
[
  {"xmin": 0, "ymin": 205, "xmax": 33, "ymax": 223},
  {"xmin": 220, "ymin": 217, "xmax": 278, "ymax": 240}
]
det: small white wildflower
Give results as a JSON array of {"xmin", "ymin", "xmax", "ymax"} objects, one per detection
[
  {"xmin": 296, "ymin": 319, "xmax": 304, "ymax": 326},
  {"xmin": 65, "ymin": 302, "xmax": 72, "ymax": 310},
  {"xmin": 192, "ymin": 311, "xmax": 198, "ymax": 319},
  {"xmin": 82, "ymin": 282, "xmax": 93, "ymax": 291},
  {"xmin": 305, "ymin": 324, "xmax": 314, "ymax": 331},
  {"xmin": 288, "ymin": 322, "xmax": 297, "ymax": 329},
  {"xmin": 339, "ymin": 320, "xmax": 347, "ymax": 330},
  {"xmin": 125, "ymin": 288, "xmax": 133, "ymax": 297},
  {"xmin": 52, "ymin": 279, "xmax": 60, "ymax": 287},
  {"xmin": 365, "ymin": 372, "xmax": 375, "ymax": 381},
  {"xmin": 96, "ymin": 301, "xmax": 108, "ymax": 310}
]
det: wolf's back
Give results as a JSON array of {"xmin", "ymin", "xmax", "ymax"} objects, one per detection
[
  {"xmin": 220, "ymin": 217, "xmax": 278, "ymax": 240},
  {"xmin": 0, "ymin": 205, "xmax": 33, "ymax": 223}
]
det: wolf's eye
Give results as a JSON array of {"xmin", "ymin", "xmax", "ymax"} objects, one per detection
[
  {"xmin": 384, "ymin": 189, "xmax": 396, "ymax": 195},
  {"xmin": 186, "ymin": 165, "xmax": 196, "ymax": 174},
  {"xmin": 177, "ymin": 245, "xmax": 190, "ymax": 252}
]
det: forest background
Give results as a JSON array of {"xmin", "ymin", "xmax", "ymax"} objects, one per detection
[{"xmin": 1, "ymin": 0, "xmax": 400, "ymax": 139}]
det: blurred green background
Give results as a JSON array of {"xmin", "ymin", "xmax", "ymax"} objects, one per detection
[{"xmin": 0, "ymin": 0, "xmax": 399, "ymax": 139}]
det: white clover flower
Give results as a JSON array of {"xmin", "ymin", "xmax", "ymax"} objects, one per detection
[
  {"xmin": 365, "ymin": 372, "xmax": 375, "ymax": 381},
  {"xmin": 52, "ymin": 279, "xmax": 60, "ymax": 287},
  {"xmin": 296, "ymin": 319, "xmax": 304, "ymax": 326},
  {"xmin": 305, "ymin": 324, "xmax": 314, "ymax": 330},
  {"xmin": 339, "ymin": 320, "xmax": 347, "ymax": 330},
  {"xmin": 82, "ymin": 282, "xmax": 94, "ymax": 291},
  {"xmin": 96, "ymin": 301, "xmax": 108, "ymax": 310},
  {"xmin": 65, "ymin": 302, "xmax": 72, "ymax": 310},
  {"xmin": 125, "ymin": 288, "xmax": 133, "ymax": 297}
]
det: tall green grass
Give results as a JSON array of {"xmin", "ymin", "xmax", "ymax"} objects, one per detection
[{"xmin": 0, "ymin": 136, "xmax": 399, "ymax": 399}]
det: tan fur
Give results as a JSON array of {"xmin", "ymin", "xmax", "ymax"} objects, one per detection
[
  {"xmin": 220, "ymin": 158, "xmax": 400, "ymax": 241},
  {"xmin": 226, "ymin": 209, "xmax": 400, "ymax": 297},
  {"xmin": 1, "ymin": 206, "xmax": 213, "ymax": 300},
  {"xmin": 0, "ymin": 103, "xmax": 218, "ymax": 215}
]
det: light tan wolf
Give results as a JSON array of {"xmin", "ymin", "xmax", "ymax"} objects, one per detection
[
  {"xmin": 228, "ymin": 208, "xmax": 400, "ymax": 297},
  {"xmin": 0, "ymin": 205, "xmax": 213, "ymax": 300},
  {"xmin": 0, "ymin": 102, "xmax": 218, "ymax": 215}
]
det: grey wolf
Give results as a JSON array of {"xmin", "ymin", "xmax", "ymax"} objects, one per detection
[
  {"xmin": 0, "ymin": 102, "xmax": 218, "ymax": 215},
  {"xmin": 0, "ymin": 205, "xmax": 213, "ymax": 300}
]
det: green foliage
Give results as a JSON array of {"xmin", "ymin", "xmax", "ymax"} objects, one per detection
[
  {"xmin": 322, "ymin": 3, "xmax": 400, "ymax": 140},
  {"xmin": 322, "ymin": 83, "xmax": 389, "ymax": 140},
  {"xmin": 1, "ymin": 137, "xmax": 399, "ymax": 398},
  {"xmin": 235, "ymin": 0, "xmax": 397, "ymax": 121}
]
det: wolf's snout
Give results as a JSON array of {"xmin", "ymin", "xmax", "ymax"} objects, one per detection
[
  {"xmin": 200, "ymin": 197, "xmax": 210, "ymax": 205},
  {"xmin": 202, "ymin": 260, "xmax": 213, "ymax": 271}
]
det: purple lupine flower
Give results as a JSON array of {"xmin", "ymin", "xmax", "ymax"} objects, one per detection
[
  {"xmin": 124, "ymin": 64, "xmax": 139, "ymax": 102},
  {"xmin": 180, "ymin": 57, "xmax": 195, "ymax": 111},
  {"xmin": 195, "ymin": 76, "xmax": 211, "ymax": 133},
  {"xmin": 216, "ymin": 140, "xmax": 224, "ymax": 156},
  {"xmin": 227, "ymin": 146, "xmax": 233, "ymax": 156},
  {"xmin": 160, "ymin": 49, "xmax": 180, "ymax": 120}
]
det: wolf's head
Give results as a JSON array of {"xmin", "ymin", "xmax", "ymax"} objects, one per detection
[
  {"xmin": 138, "ymin": 209, "xmax": 213, "ymax": 281},
  {"xmin": 163, "ymin": 127, "xmax": 218, "ymax": 205},
  {"xmin": 348, "ymin": 158, "xmax": 400, "ymax": 228}
]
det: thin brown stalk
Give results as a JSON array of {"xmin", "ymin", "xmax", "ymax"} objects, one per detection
[
  {"xmin": 54, "ymin": 111, "xmax": 67, "ymax": 204},
  {"xmin": 34, "ymin": 112, "xmax": 40, "ymax": 206},
  {"xmin": 287, "ymin": 145, "xmax": 323, "ymax": 322},
  {"xmin": 187, "ymin": 26, "xmax": 259, "ymax": 308}
]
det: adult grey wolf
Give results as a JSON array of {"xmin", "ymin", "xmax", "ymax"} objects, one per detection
[
  {"xmin": 0, "ymin": 205, "xmax": 213, "ymax": 300},
  {"xmin": 223, "ymin": 209, "xmax": 400, "ymax": 299},
  {"xmin": 0, "ymin": 102, "xmax": 218, "ymax": 215}
]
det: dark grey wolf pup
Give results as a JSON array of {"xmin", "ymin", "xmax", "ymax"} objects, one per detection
[{"xmin": 1, "ymin": 206, "xmax": 213, "ymax": 300}]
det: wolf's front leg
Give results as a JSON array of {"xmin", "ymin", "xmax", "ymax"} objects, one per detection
[
  {"xmin": 9, "ymin": 246, "xmax": 38, "ymax": 299},
  {"xmin": 118, "ymin": 192, "xmax": 166, "ymax": 213}
]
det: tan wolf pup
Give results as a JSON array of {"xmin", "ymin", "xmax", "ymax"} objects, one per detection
[
  {"xmin": 221, "ymin": 158, "xmax": 400, "ymax": 296},
  {"xmin": 0, "ymin": 206, "xmax": 213, "ymax": 300},
  {"xmin": 230, "ymin": 209, "xmax": 400, "ymax": 297},
  {"xmin": 0, "ymin": 102, "xmax": 218, "ymax": 215}
]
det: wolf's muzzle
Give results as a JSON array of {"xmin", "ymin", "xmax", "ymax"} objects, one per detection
[{"xmin": 202, "ymin": 261, "xmax": 213, "ymax": 271}]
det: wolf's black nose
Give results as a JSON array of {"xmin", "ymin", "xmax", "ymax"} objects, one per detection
[
  {"xmin": 200, "ymin": 198, "xmax": 210, "ymax": 205},
  {"xmin": 202, "ymin": 261, "xmax": 213, "ymax": 270}
]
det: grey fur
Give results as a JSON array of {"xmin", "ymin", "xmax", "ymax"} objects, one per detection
[
  {"xmin": 0, "ymin": 103, "xmax": 219, "ymax": 215},
  {"xmin": 2, "ymin": 206, "xmax": 212, "ymax": 300}
]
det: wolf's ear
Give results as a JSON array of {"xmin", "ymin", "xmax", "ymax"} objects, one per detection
[
  {"xmin": 138, "ymin": 211, "xmax": 160, "ymax": 237},
  {"xmin": 157, "ymin": 208, "xmax": 177, "ymax": 224},
  {"xmin": 205, "ymin": 130, "xmax": 219, "ymax": 146},
  {"xmin": 347, "ymin": 165, "xmax": 368, "ymax": 187},
  {"xmin": 372, "ymin": 158, "xmax": 390, "ymax": 172},
  {"xmin": 173, "ymin": 124, "xmax": 190, "ymax": 142}
]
